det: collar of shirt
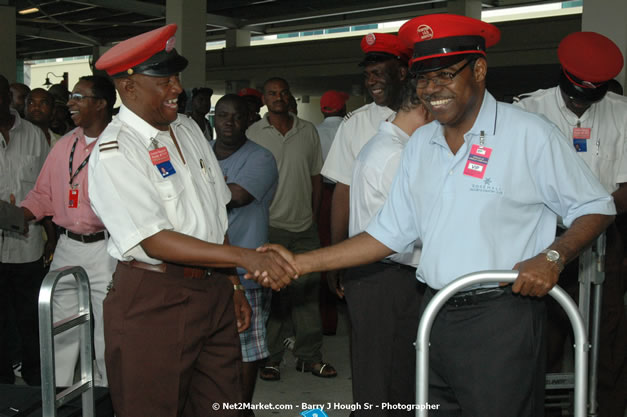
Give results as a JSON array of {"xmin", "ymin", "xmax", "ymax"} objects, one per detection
[
  {"xmin": 428, "ymin": 91, "xmax": 498, "ymax": 148},
  {"xmin": 554, "ymin": 86, "xmax": 595, "ymax": 125},
  {"xmin": 380, "ymin": 120, "xmax": 410, "ymax": 145},
  {"xmin": 117, "ymin": 104, "xmax": 183, "ymax": 149},
  {"xmin": 259, "ymin": 112, "xmax": 300, "ymax": 134},
  {"xmin": 8, "ymin": 108, "xmax": 22, "ymax": 132}
]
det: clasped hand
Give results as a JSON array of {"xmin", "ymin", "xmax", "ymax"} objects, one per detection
[{"xmin": 243, "ymin": 244, "xmax": 300, "ymax": 290}]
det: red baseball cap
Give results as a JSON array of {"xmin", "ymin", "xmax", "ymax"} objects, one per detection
[
  {"xmin": 359, "ymin": 33, "xmax": 412, "ymax": 66},
  {"xmin": 96, "ymin": 24, "xmax": 188, "ymax": 78},
  {"xmin": 320, "ymin": 90, "xmax": 349, "ymax": 114},
  {"xmin": 399, "ymin": 14, "xmax": 500, "ymax": 73},
  {"xmin": 237, "ymin": 87, "xmax": 263, "ymax": 99}
]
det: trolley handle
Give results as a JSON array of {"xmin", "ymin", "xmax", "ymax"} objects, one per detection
[{"xmin": 415, "ymin": 270, "xmax": 588, "ymax": 417}]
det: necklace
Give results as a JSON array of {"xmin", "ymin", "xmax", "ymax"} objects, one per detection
[{"xmin": 557, "ymin": 92, "xmax": 599, "ymax": 156}]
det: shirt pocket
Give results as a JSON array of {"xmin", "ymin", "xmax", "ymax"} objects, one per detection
[
  {"xmin": 154, "ymin": 175, "xmax": 185, "ymax": 201},
  {"xmin": 18, "ymin": 155, "xmax": 41, "ymax": 193}
]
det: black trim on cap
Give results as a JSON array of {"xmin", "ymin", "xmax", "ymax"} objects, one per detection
[
  {"xmin": 358, "ymin": 51, "xmax": 404, "ymax": 67},
  {"xmin": 413, "ymin": 36, "xmax": 485, "ymax": 59},
  {"xmin": 111, "ymin": 48, "xmax": 189, "ymax": 78}
]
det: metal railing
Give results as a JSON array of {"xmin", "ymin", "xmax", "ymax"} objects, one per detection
[
  {"xmin": 415, "ymin": 271, "xmax": 588, "ymax": 417},
  {"xmin": 38, "ymin": 266, "xmax": 95, "ymax": 417}
]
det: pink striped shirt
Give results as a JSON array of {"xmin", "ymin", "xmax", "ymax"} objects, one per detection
[{"xmin": 22, "ymin": 127, "xmax": 106, "ymax": 235}]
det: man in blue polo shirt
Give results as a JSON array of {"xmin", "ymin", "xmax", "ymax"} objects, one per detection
[{"xmin": 259, "ymin": 14, "xmax": 615, "ymax": 417}]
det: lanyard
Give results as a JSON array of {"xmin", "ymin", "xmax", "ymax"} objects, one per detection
[{"xmin": 68, "ymin": 136, "xmax": 91, "ymax": 186}]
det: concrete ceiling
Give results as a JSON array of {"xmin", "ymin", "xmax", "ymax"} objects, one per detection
[{"xmin": 12, "ymin": 0, "xmax": 557, "ymax": 60}]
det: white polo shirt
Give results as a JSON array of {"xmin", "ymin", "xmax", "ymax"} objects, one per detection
[
  {"xmin": 516, "ymin": 87, "xmax": 627, "ymax": 193},
  {"xmin": 88, "ymin": 106, "xmax": 230, "ymax": 264}
]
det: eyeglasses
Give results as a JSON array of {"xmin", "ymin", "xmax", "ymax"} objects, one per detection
[
  {"xmin": 68, "ymin": 93, "xmax": 100, "ymax": 101},
  {"xmin": 415, "ymin": 60, "xmax": 473, "ymax": 89}
]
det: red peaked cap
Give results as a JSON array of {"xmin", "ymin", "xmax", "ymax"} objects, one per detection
[
  {"xmin": 399, "ymin": 14, "xmax": 500, "ymax": 73},
  {"xmin": 320, "ymin": 90, "xmax": 349, "ymax": 113},
  {"xmin": 558, "ymin": 31, "xmax": 624, "ymax": 88},
  {"xmin": 359, "ymin": 33, "xmax": 412, "ymax": 66},
  {"xmin": 95, "ymin": 24, "xmax": 188, "ymax": 78},
  {"xmin": 238, "ymin": 87, "xmax": 263, "ymax": 99}
]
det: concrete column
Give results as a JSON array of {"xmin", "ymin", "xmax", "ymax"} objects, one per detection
[
  {"xmin": 226, "ymin": 29, "xmax": 251, "ymax": 48},
  {"xmin": 224, "ymin": 30, "xmax": 252, "ymax": 94},
  {"xmin": 166, "ymin": 0, "xmax": 207, "ymax": 88},
  {"xmin": 0, "ymin": 6, "xmax": 17, "ymax": 82},
  {"xmin": 582, "ymin": 0, "xmax": 627, "ymax": 91},
  {"xmin": 447, "ymin": 0, "xmax": 482, "ymax": 19}
]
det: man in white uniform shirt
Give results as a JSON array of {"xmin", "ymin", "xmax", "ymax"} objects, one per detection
[
  {"xmin": 0, "ymin": 74, "xmax": 49, "ymax": 387},
  {"xmin": 321, "ymin": 33, "xmax": 411, "ymax": 296},
  {"xmin": 516, "ymin": 31, "xmax": 627, "ymax": 417},
  {"xmin": 89, "ymin": 24, "xmax": 295, "ymax": 417}
]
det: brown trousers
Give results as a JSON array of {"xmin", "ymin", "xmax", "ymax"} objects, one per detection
[{"xmin": 104, "ymin": 261, "xmax": 243, "ymax": 417}]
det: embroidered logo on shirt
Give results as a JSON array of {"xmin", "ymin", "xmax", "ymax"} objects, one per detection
[{"xmin": 469, "ymin": 177, "xmax": 503, "ymax": 195}]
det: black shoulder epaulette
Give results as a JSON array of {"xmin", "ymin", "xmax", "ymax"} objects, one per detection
[
  {"xmin": 99, "ymin": 140, "xmax": 119, "ymax": 152},
  {"xmin": 343, "ymin": 111, "xmax": 353, "ymax": 121}
]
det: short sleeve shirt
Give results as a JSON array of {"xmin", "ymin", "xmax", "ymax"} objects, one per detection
[
  {"xmin": 0, "ymin": 110, "xmax": 49, "ymax": 263},
  {"xmin": 350, "ymin": 121, "xmax": 421, "ymax": 267},
  {"xmin": 88, "ymin": 106, "xmax": 231, "ymax": 264},
  {"xmin": 214, "ymin": 140, "xmax": 278, "ymax": 288},
  {"xmin": 247, "ymin": 113, "xmax": 322, "ymax": 232},
  {"xmin": 515, "ymin": 87, "xmax": 627, "ymax": 193},
  {"xmin": 366, "ymin": 92, "xmax": 615, "ymax": 289},
  {"xmin": 321, "ymin": 102, "xmax": 394, "ymax": 185}
]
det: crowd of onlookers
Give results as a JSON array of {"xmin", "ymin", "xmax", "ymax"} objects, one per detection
[{"xmin": 1, "ymin": 16, "xmax": 626, "ymax": 417}]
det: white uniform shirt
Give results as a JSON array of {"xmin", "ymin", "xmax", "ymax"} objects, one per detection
[
  {"xmin": 88, "ymin": 105, "xmax": 231, "ymax": 264},
  {"xmin": 516, "ymin": 87, "xmax": 627, "ymax": 193},
  {"xmin": 321, "ymin": 102, "xmax": 394, "ymax": 185},
  {"xmin": 315, "ymin": 116, "xmax": 343, "ymax": 162},
  {"xmin": 0, "ymin": 109, "xmax": 49, "ymax": 263},
  {"xmin": 350, "ymin": 121, "xmax": 421, "ymax": 267}
]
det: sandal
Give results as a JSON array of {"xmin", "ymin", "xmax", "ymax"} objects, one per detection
[
  {"xmin": 295, "ymin": 359, "xmax": 337, "ymax": 378},
  {"xmin": 259, "ymin": 362, "xmax": 280, "ymax": 381}
]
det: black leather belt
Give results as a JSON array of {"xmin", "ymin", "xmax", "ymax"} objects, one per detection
[
  {"xmin": 446, "ymin": 287, "xmax": 506, "ymax": 307},
  {"xmin": 58, "ymin": 226, "xmax": 107, "ymax": 243},
  {"xmin": 121, "ymin": 260, "xmax": 212, "ymax": 279},
  {"xmin": 378, "ymin": 259, "xmax": 416, "ymax": 272}
]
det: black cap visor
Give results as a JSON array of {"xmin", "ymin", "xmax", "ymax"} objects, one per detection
[
  {"xmin": 359, "ymin": 51, "xmax": 403, "ymax": 67},
  {"xmin": 111, "ymin": 48, "xmax": 189, "ymax": 78},
  {"xmin": 559, "ymin": 71, "xmax": 607, "ymax": 104},
  {"xmin": 411, "ymin": 53, "xmax": 477, "ymax": 74}
]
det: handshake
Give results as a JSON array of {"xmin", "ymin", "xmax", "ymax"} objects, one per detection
[{"xmin": 243, "ymin": 243, "xmax": 304, "ymax": 291}]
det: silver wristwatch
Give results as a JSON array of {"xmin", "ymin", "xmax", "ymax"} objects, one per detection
[{"xmin": 542, "ymin": 249, "xmax": 564, "ymax": 272}]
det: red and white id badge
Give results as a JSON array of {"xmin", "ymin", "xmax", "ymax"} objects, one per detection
[
  {"xmin": 68, "ymin": 188, "xmax": 79, "ymax": 208},
  {"xmin": 463, "ymin": 144, "xmax": 492, "ymax": 179},
  {"xmin": 149, "ymin": 147, "xmax": 170, "ymax": 165},
  {"xmin": 573, "ymin": 127, "xmax": 591, "ymax": 153}
]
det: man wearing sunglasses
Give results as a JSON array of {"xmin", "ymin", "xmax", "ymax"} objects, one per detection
[
  {"xmin": 20, "ymin": 75, "xmax": 117, "ymax": 387},
  {"xmin": 261, "ymin": 14, "xmax": 615, "ymax": 416},
  {"xmin": 516, "ymin": 32, "xmax": 627, "ymax": 417}
]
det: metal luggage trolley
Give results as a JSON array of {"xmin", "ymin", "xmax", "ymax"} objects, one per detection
[
  {"xmin": 38, "ymin": 266, "xmax": 95, "ymax": 417},
  {"xmin": 414, "ymin": 270, "xmax": 589, "ymax": 417}
]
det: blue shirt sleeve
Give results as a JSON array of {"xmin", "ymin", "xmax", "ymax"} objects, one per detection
[{"xmin": 228, "ymin": 143, "xmax": 278, "ymax": 203}]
